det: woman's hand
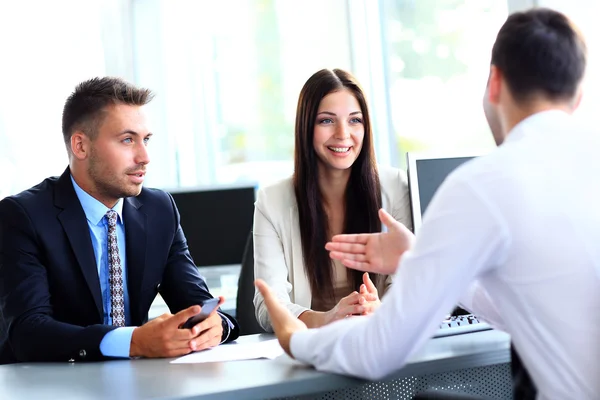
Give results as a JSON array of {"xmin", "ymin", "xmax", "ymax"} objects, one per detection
[
  {"xmin": 358, "ymin": 272, "xmax": 380, "ymax": 315},
  {"xmin": 322, "ymin": 291, "xmax": 365, "ymax": 325},
  {"xmin": 323, "ymin": 272, "xmax": 381, "ymax": 324}
]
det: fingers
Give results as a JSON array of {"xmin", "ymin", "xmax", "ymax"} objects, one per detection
[
  {"xmin": 363, "ymin": 293, "xmax": 378, "ymax": 302},
  {"xmin": 337, "ymin": 258, "xmax": 371, "ymax": 272},
  {"xmin": 362, "ymin": 272, "xmax": 378, "ymax": 295},
  {"xmin": 330, "ymin": 233, "xmax": 372, "ymax": 244},
  {"xmin": 359, "ymin": 283, "xmax": 368, "ymax": 296},
  {"xmin": 255, "ymin": 279, "xmax": 278, "ymax": 309},
  {"xmin": 172, "ymin": 305, "xmax": 201, "ymax": 329},
  {"xmin": 192, "ymin": 311, "xmax": 222, "ymax": 336},
  {"xmin": 132, "ymin": 316, "xmax": 198, "ymax": 358},
  {"xmin": 190, "ymin": 325, "xmax": 223, "ymax": 351},
  {"xmin": 187, "ymin": 296, "xmax": 225, "ymax": 334},
  {"xmin": 329, "ymin": 251, "xmax": 368, "ymax": 263},
  {"xmin": 255, "ymin": 279, "xmax": 307, "ymax": 357},
  {"xmin": 339, "ymin": 291, "xmax": 361, "ymax": 305},
  {"xmin": 334, "ymin": 292, "xmax": 366, "ymax": 317},
  {"xmin": 255, "ymin": 279, "xmax": 292, "ymax": 324},
  {"xmin": 325, "ymin": 241, "xmax": 365, "ymax": 254},
  {"xmin": 358, "ymin": 286, "xmax": 378, "ymax": 303},
  {"xmin": 337, "ymin": 304, "xmax": 366, "ymax": 316},
  {"xmin": 378, "ymin": 208, "xmax": 402, "ymax": 231}
]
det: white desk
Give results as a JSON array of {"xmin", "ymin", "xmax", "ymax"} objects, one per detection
[{"xmin": 0, "ymin": 330, "xmax": 512, "ymax": 400}]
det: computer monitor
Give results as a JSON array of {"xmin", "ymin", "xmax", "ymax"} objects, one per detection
[
  {"xmin": 407, "ymin": 152, "xmax": 482, "ymax": 233},
  {"xmin": 168, "ymin": 184, "xmax": 256, "ymax": 267},
  {"xmin": 407, "ymin": 152, "xmax": 485, "ymax": 319}
]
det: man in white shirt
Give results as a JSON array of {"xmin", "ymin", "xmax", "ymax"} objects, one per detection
[{"xmin": 255, "ymin": 7, "xmax": 600, "ymax": 399}]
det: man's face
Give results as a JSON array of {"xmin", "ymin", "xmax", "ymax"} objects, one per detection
[
  {"xmin": 482, "ymin": 69, "xmax": 505, "ymax": 146},
  {"xmin": 86, "ymin": 103, "xmax": 151, "ymax": 207}
]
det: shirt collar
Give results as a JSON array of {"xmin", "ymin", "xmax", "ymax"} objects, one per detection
[
  {"xmin": 504, "ymin": 109, "xmax": 570, "ymax": 145},
  {"xmin": 70, "ymin": 175, "xmax": 124, "ymax": 226}
]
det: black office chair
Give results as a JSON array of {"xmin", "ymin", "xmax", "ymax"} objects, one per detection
[
  {"xmin": 236, "ymin": 232, "xmax": 267, "ymax": 335},
  {"xmin": 511, "ymin": 344, "xmax": 537, "ymax": 400}
]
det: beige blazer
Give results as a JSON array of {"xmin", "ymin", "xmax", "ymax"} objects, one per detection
[{"xmin": 253, "ymin": 165, "xmax": 412, "ymax": 331}]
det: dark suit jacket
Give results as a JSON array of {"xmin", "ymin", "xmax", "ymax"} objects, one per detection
[{"xmin": 0, "ymin": 168, "xmax": 239, "ymax": 363}]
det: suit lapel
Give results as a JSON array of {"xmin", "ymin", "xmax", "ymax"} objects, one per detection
[
  {"xmin": 123, "ymin": 196, "xmax": 147, "ymax": 323},
  {"xmin": 54, "ymin": 168, "xmax": 103, "ymax": 319}
]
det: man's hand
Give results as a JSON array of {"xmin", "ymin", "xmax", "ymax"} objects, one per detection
[
  {"xmin": 188, "ymin": 297, "xmax": 225, "ymax": 351},
  {"xmin": 130, "ymin": 297, "xmax": 225, "ymax": 358},
  {"xmin": 325, "ymin": 208, "xmax": 414, "ymax": 275},
  {"xmin": 255, "ymin": 279, "xmax": 306, "ymax": 357},
  {"xmin": 130, "ymin": 305, "xmax": 201, "ymax": 358}
]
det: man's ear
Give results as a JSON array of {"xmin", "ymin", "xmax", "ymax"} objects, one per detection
[
  {"xmin": 70, "ymin": 131, "xmax": 89, "ymax": 160},
  {"xmin": 572, "ymin": 86, "xmax": 583, "ymax": 112},
  {"xmin": 488, "ymin": 65, "xmax": 502, "ymax": 105}
]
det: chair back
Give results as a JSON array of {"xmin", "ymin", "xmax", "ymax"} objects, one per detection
[{"xmin": 236, "ymin": 232, "xmax": 266, "ymax": 335}]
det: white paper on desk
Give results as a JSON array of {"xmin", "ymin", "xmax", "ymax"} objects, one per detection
[{"xmin": 170, "ymin": 339, "xmax": 284, "ymax": 364}]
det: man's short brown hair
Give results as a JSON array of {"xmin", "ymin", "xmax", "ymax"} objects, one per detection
[{"xmin": 61, "ymin": 77, "xmax": 154, "ymax": 151}]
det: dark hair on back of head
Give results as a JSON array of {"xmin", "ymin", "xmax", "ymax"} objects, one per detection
[
  {"xmin": 61, "ymin": 77, "xmax": 154, "ymax": 151},
  {"xmin": 491, "ymin": 8, "xmax": 587, "ymax": 103}
]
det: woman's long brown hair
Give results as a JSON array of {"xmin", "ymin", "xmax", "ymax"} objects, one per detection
[{"xmin": 293, "ymin": 69, "xmax": 383, "ymax": 302}]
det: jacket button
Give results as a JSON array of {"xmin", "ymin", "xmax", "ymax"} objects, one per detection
[
  {"xmin": 156, "ymin": 283, "xmax": 161, "ymax": 291},
  {"xmin": 79, "ymin": 349, "xmax": 87, "ymax": 359}
]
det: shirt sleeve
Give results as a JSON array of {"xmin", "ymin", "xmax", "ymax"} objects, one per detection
[
  {"xmin": 218, "ymin": 311, "xmax": 234, "ymax": 343},
  {"xmin": 99, "ymin": 327, "xmax": 135, "ymax": 358},
  {"xmin": 290, "ymin": 177, "xmax": 511, "ymax": 380},
  {"xmin": 459, "ymin": 280, "xmax": 507, "ymax": 331}
]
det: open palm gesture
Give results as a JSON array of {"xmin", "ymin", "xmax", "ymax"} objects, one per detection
[{"xmin": 325, "ymin": 209, "xmax": 414, "ymax": 275}]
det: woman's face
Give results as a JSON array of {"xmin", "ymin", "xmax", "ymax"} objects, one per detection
[{"xmin": 312, "ymin": 89, "xmax": 365, "ymax": 172}]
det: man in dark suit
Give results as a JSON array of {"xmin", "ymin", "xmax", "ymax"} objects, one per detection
[{"xmin": 0, "ymin": 77, "xmax": 239, "ymax": 363}]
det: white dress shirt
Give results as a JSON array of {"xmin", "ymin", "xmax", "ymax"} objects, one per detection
[{"xmin": 290, "ymin": 110, "xmax": 600, "ymax": 400}]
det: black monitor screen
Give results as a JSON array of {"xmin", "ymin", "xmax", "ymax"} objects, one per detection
[
  {"xmin": 415, "ymin": 157, "xmax": 474, "ymax": 216},
  {"xmin": 407, "ymin": 154, "xmax": 479, "ymax": 317},
  {"xmin": 169, "ymin": 185, "xmax": 256, "ymax": 267},
  {"xmin": 407, "ymin": 154, "xmax": 478, "ymax": 233}
]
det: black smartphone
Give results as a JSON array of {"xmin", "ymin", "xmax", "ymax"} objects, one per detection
[{"xmin": 181, "ymin": 298, "xmax": 221, "ymax": 329}]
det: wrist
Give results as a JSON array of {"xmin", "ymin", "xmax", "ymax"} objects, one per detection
[
  {"xmin": 219, "ymin": 316, "xmax": 231, "ymax": 343},
  {"xmin": 129, "ymin": 327, "xmax": 142, "ymax": 357},
  {"xmin": 297, "ymin": 310, "xmax": 326, "ymax": 328}
]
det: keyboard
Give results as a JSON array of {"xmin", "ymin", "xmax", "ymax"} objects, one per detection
[{"xmin": 433, "ymin": 314, "xmax": 492, "ymax": 338}]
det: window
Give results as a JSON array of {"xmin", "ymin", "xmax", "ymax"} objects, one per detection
[
  {"xmin": 380, "ymin": 0, "xmax": 509, "ymax": 168},
  {"xmin": 0, "ymin": 0, "xmax": 133, "ymax": 200},
  {"xmin": 132, "ymin": 0, "xmax": 353, "ymax": 189},
  {"xmin": 0, "ymin": 1, "xmax": 110, "ymax": 199},
  {"xmin": 536, "ymin": 0, "xmax": 600, "ymax": 125}
]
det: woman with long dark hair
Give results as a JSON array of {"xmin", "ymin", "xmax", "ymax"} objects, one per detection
[{"xmin": 253, "ymin": 68, "xmax": 411, "ymax": 330}]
